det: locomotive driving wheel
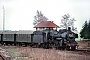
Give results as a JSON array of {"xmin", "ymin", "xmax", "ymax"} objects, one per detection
[
  {"xmin": 43, "ymin": 42, "xmax": 49, "ymax": 49},
  {"xmin": 66, "ymin": 46, "xmax": 70, "ymax": 50},
  {"xmin": 71, "ymin": 46, "xmax": 76, "ymax": 50},
  {"xmin": 66, "ymin": 46, "xmax": 76, "ymax": 50}
]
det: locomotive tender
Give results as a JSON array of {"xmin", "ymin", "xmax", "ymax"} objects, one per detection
[{"xmin": 0, "ymin": 27, "xmax": 78, "ymax": 50}]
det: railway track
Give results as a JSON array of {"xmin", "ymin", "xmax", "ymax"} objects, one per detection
[
  {"xmin": 1, "ymin": 45, "xmax": 90, "ymax": 52},
  {"xmin": 0, "ymin": 55, "xmax": 5, "ymax": 60},
  {"xmin": 77, "ymin": 48, "xmax": 90, "ymax": 52}
]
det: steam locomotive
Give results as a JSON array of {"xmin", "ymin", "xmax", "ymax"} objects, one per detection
[
  {"xmin": 33, "ymin": 27, "xmax": 78, "ymax": 50},
  {"xmin": 0, "ymin": 27, "xmax": 78, "ymax": 50}
]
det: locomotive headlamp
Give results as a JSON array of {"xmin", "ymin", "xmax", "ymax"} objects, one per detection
[{"xmin": 69, "ymin": 33, "xmax": 74, "ymax": 37}]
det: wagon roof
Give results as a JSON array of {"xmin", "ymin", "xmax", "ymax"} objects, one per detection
[
  {"xmin": 16, "ymin": 31, "xmax": 33, "ymax": 34},
  {"xmin": 2, "ymin": 31, "xmax": 17, "ymax": 34},
  {"xmin": 0, "ymin": 32, "xmax": 2, "ymax": 34},
  {"xmin": 34, "ymin": 21, "xmax": 59, "ymax": 28}
]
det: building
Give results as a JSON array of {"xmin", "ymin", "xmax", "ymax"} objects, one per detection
[{"xmin": 34, "ymin": 21, "xmax": 59, "ymax": 31}]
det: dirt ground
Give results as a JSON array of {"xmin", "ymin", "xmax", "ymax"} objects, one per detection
[
  {"xmin": 0, "ymin": 40, "xmax": 90, "ymax": 60},
  {"xmin": 0, "ymin": 45, "xmax": 90, "ymax": 60},
  {"xmin": 77, "ymin": 40, "xmax": 90, "ymax": 48}
]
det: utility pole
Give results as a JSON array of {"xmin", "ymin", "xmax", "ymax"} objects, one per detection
[{"xmin": 2, "ymin": 5, "xmax": 5, "ymax": 31}]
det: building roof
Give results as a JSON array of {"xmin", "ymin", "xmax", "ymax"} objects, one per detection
[
  {"xmin": 2, "ymin": 31, "xmax": 17, "ymax": 34},
  {"xmin": 16, "ymin": 31, "xmax": 33, "ymax": 34},
  {"xmin": 0, "ymin": 32, "xmax": 2, "ymax": 34},
  {"xmin": 34, "ymin": 21, "xmax": 59, "ymax": 28}
]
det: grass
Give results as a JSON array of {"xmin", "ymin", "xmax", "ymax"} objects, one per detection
[{"xmin": 6, "ymin": 49, "xmax": 20, "ymax": 57}]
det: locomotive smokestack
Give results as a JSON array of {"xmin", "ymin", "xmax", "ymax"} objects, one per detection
[{"xmin": 68, "ymin": 27, "xmax": 71, "ymax": 31}]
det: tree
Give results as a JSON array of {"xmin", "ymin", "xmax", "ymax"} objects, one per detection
[
  {"xmin": 33, "ymin": 10, "xmax": 48, "ymax": 26},
  {"xmin": 80, "ymin": 20, "xmax": 90, "ymax": 39},
  {"xmin": 60, "ymin": 14, "xmax": 77, "ymax": 31},
  {"xmin": 80, "ymin": 21, "xmax": 88, "ymax": 38},
  {"xmin": 88, "ymin": 20, "xmax": 90, "ymax": 31},
  {"xmin": 87, "ymin": 20, "xmax": 90, "ymax": 39}
]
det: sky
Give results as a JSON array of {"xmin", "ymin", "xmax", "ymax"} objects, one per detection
[{"xmin": 0, "ymin": 0, "xmax": 90, "ymax": 32}]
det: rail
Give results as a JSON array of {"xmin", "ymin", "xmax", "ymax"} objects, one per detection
[{"xmin": 0, "ymin": 55, "xmax": 5, "ymax": 60}]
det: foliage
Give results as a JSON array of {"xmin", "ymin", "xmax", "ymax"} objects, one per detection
[
  {"xmin": 80, "ymin": 20, "xmax": 90, "ymax": 39},
  {"xmin": 33, "ymin": 10, "xmax": 48, "ymax": 26},
  {"xmin": 60, "ymin": 14, "xmax": 77, "ymax": 31}
]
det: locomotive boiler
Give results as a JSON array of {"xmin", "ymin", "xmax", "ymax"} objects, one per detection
[{"xmin": 53, "ymin": 27, "xmax": 78, "ymax": 50}]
